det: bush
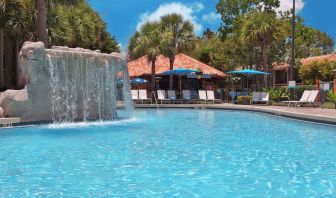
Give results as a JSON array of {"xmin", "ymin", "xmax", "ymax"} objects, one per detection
[
  {"xmin": 263, "ymin": 87, "xmax": 290, "ymax": 102},
  {"xmin": 327, "ymin": 90, "xmax": 336, "ymax": 109},
  {"xmin": 298, "ymin": 60, "xmax": 336, "ymax": 85},
  {"xmin": 237, "ymin": 96, "xmax": 252, "ymax": 105}
]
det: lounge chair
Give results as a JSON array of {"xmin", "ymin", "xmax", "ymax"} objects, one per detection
[
  {"xmin": 250, "ymin": 92, "xmax": 269, "ymax": 105},
  {"xmin": 299, "ymin": 90, "xmax": 319, "ymax": 107},
  {"xmin": 138, "ymin": 89, "xmax": 151, "ymax": 104},
  {"xmin": 282, "ymin": 90, "xmax": 310, "ymax": 107},
  {"xmin": 157, "ymin": 90, "xmax": 170, "ymax": 104},
  {"xmin": 168, "ymin": 90, "xmax": 181, "ymax": 104},
  {"xmin": 250, "ymin": 92, "xmax": 260, "ymax": 105},
  {"xmin": 131, "ymin": 90, "xmax": 139, "ymax": 104},
  {"xmin": 198, "ymin": 90, "xmax": 210, "ymax": 104},
  {"xmin": 206, "ymin": 90, "xmax": 221, "ymax": 104},
  {"xmin": 182, "ymin": 90, "xmax": 196, "ymax": 104}
]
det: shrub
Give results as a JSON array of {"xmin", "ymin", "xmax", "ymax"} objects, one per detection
[
  {"xmin": 327, "ymin": 90, "xmax": 336, "ymax": 109},
  {"xmin": 263, "ymin": 87, "xmax": 290, "ymax": 102},
  {"xmin": 237, "ymin": 96, "xmax": 252, "ymax": 105},
  {"xmin": 298, "ymin": 60, "xmax": 336, "ymax": 85}
]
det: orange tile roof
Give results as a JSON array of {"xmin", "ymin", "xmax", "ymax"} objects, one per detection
[
  {"xmin": 272, "ymin": 62, "xmax": 289, "ymax": 71},
  {"xmin": 128, "ymin": 53, "xmax": 226, "ymax": 77},
  {"xmin": 273, "ymin": 53, "xmax": 336, "ymax": 71},
  {"xmin": 300, "ymin": 53, "xmax": 336, "ymax": 65}
]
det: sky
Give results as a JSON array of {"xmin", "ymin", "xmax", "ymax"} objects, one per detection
[{"xmin": 88, "ymin": 0, "xmax": 336, "ymax": 53}]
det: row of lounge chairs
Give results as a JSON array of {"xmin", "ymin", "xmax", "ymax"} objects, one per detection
[
  {"xmin": 250, "ymin": 90, "xmax": 319, "ymax": 107},
  {"xmin": 131, "ymin": 90, "xmax": 221, "ymax": 104},
  {"xmin": 282, "ymin": 90, "xmax": 319, "ymax": 107}
]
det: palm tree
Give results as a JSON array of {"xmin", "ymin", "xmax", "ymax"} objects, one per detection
[
  {"xmin": 131, "ymin": 22, "xmax": 162, "ymax": 91},
  {"xmin": 240, "ymin": 11, "xmax": 280, "ymax": 87},
  {"xmin": 0, "ymin": 0, "xmax": 22, "ymax": 85},
  {"xmin": 160, "ymin": 14, "xmax": 194, "ymax": 90},
  {"xmin": 37, "ymin": 0, "xmax": 81, "ymax": 46}
]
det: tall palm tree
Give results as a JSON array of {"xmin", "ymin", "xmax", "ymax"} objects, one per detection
[
  {"xmin": 37, "ymin": 0, "xmax": 81, "ymax": 46},
  {"xmin": 240, "ymin": 11, "xmax": 280, "ymax": 87},
  {"xmin": 160, "ymin": 14, "xmax": 194, "ymax": 90},
  {"xmin": 0, "ymin": 0, "xmax": 22, "ymax": 85},
  {"xmin": 131, "ymin": 22, "xmax": 162, "ymax": 91}
]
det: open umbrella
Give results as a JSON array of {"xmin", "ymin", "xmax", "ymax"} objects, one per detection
[
  {"xmin": 117, "ymin": 78, "xmax": 148, "ymax": 89},
  {"xmin": 130, "ymin": 77, "xmax": 148, "ymax": 85},
  {"xmin": 227, "ymin": 69, "xmax": 270, "ymax": 90},
  {"xmin": 160, "ymin": 68, "xmax": 199, "ymax": 92}
]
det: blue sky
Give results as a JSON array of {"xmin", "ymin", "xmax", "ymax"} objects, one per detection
[{"xmin": 88, "ymin": 0, "xmax": 336, "ymax": 53}]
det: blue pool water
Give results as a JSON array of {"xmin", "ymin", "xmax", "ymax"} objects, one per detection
[{"xmin": 1, "ymin": 109, "xmax": 336, "ymax": 197}]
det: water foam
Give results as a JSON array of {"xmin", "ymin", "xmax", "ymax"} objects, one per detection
[{"xmin": 45, "ymin": 117, "xmax": 140, "ymax": 129}]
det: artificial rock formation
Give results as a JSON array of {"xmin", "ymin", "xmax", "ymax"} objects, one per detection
[{"xmin": 0, "ymin": 42, "xmax": 132, "ymax": 122}]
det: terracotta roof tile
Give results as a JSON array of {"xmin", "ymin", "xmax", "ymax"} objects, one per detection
[
  {"xmin": 128, "ymin": 53, "xmax": 226, "ymax": 77},
  {"xmin": 272, "ymin": 53, "xmax": 336, "ymax": 71},
  {"xmin": 300, "ymin": 53, "xmax": 336, "ymax": 65}
]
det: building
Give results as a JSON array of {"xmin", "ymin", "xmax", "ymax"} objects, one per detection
[
  {"xmin": 272, "ymin": 53, "xmax": 336, "ymax": 86},
  {"xmin": 127, "ymin": 53, "xmax": 226, "ymax": 91}
]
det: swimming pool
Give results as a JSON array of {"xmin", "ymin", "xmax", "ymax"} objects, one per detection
[{"xmin": 1, "ymin": 109, "xmax": 336, "ymax": 197}]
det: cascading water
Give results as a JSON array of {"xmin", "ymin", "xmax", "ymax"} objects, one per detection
[{"xmin": 46, "ymin": 47, "xmax": 133, "ymax": 123}]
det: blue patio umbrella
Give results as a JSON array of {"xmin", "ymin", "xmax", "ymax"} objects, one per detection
[
  {"xmin": 227, "ymin": 69, "xmax": 270, "ymax": 90},
  {"xmin": 116, "ymin": 78, "xmax": 148, "ymax": 88},
  {"xmin": 227, "ymin": 69, "xmax": 270, "ymax": 76},
  {"xmin": 160, "ymin": 68, "xmax": 199, "ymax": 92},
  {"xmin": 130, "ymin": 77, "xmax": 149, "ymax": 85},
  {"xmin": 160, "ymin": 68, "xmax": 199, "ymax": 76}
]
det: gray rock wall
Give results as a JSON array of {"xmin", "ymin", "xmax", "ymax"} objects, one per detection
[{"xmin": 0, "ymin": 42, "xmax": 131, "ymax": 122}]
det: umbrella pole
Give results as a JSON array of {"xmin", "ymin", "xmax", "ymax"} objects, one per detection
[{"xmin": 180, "ymin": 75, "xmax": 182, "ymax": 95}]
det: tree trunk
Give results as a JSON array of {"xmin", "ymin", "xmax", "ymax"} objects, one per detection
[
  {"xmin": 12, "ymin": 38, "xmax": 19, "ymax": 88},
  {"xmin": 0, "ymin": 29, "xmax": 3, "ymax": 85},
  {"xmin": 38, "ymin": 0, "xmax": 48, "ymax": 46},
  {"xmin": 169, "ymin": 56, "xmax": 174, "ymax": 90},
  {"xmin": 261, "ymin": 43, "xmax": 268, "ymax": 88},
  {"xmin": 151, "ymin": 59, "xmax": 156, "ymax": 92}
]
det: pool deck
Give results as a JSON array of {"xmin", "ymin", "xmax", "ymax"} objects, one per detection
[
  {"xmin": 0, "ymin": 117, "xmax": 21, "ymax": 127},
  {"xmin": 134, "ymin": 103, "xmax": 336, "ymax": 125}
]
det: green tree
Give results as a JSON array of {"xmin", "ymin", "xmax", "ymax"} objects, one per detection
[
  {"xmin": 216, "ymin": 0, "xmax": 280, "ymax": 38},
  {"xmin": 160, "ymin": 14, "xmax": 195, "ymax": 90},
  {"xmin": 298, "ymin": 60, "xmax": 336, "ymax": 84},
  {"xmin": 0, "ymin": 0, "xmax": 22, "ymax": 84},
  {"xmin": 130, "ymin": 22, "xmax": 162, "ymax": 91},
  {"xmin": 240, "ymin": 11, "xmax": 282, "ymax": 86},
  {"xmin": 37, "ymin": 0, "xmax": 82, "ymax": 46}
]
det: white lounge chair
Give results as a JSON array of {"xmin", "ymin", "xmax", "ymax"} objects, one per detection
[
  {"xmin": 131, "ymin": 90, "xmax": 139, "ymax": 103},
  {"xmin": 182, "ymin": 90, "xmax": 196, "ymax": 103},
  {"xmin": 138, "ymin": 89, "xmax": 151, "ymax": 104},
  {"xmin": 282, "ymin": 90, "xmax": 311, "ymax": 107},
  {"xmin": 157, "ymin": 90, "xmax": 170, "ymax": 104},
  {"xmin": 206, "ymin": 90, "xmax": 221, "ymax": 104},
  {"xmin": 250, "ymin": 92, "xmax": 269, "ymax": 105},
  {"xmin": 250, "ymin": 92, "xmax": 260, "ymax": 105},
  {"xmin": 168, "ymin": 90, "xmax": 181, "ymax": 104},
  {"xmin": 260, "ymin": 92, "xmax": 269, "ymax": 105},
  {"xmin": 198, "ymin": 90, "xmax": 209, "ymax": 104},
  {"xmin": 300, "ymin": 90, "xmax": 319, "ymax": 107}
]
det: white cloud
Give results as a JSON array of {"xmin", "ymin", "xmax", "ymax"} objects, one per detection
[
  {"xmin": 136, "ymin": 2, "xmax": 204, "ymax": 35},
  {"xmin": 276, "ymin": 0, "xmax": 305, "ymax": 14},
  {"xmin": 202, "ymin": 12, "xmax": 221, "ymax": 23},
  {"xmin": 191, "ymin": 2, "xmax": 204, "ymax": 12}
]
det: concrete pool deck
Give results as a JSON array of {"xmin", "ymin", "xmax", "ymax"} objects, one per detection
[{"xmin": 134, "ymin": 103, "xmax": 336, "ymax": 125}]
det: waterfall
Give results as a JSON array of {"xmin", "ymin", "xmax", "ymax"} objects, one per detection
[{"xmin": 46, "ymin": 47, "xmax": 133, "ymax": 123}]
